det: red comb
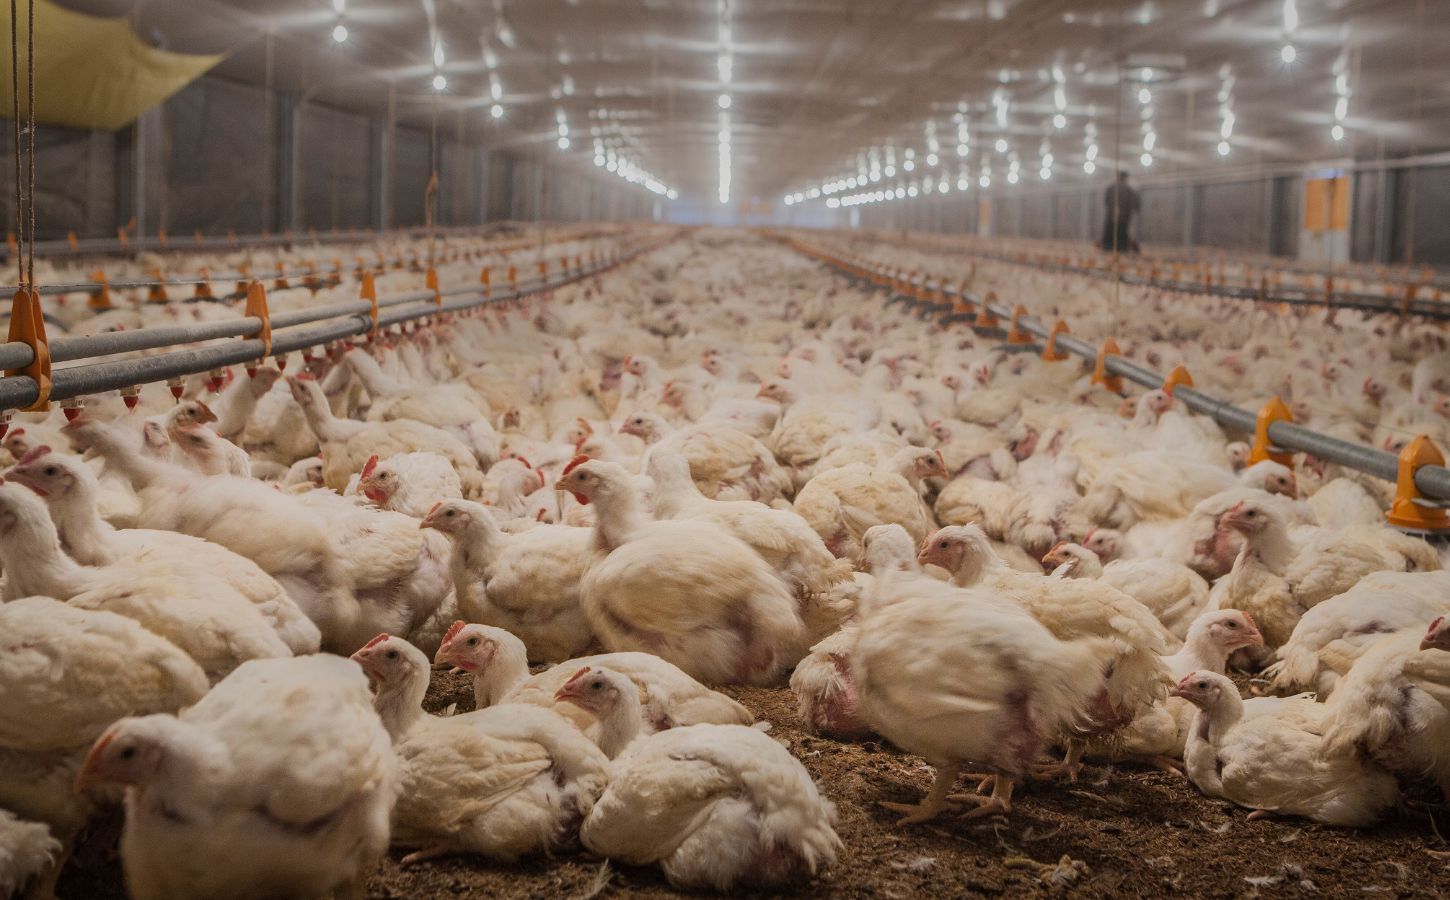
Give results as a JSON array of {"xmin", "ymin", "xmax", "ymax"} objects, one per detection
[
  {"xmin": 359, "ymin": 633, "xmax": 390, "ymax": 651},
  {"xmin": 295, "ymin": 372, "xmax": 316, "ymax": 382},
  {"xmin": 16, "ymin": 445, "xmax": 51, "ymax": 466},
  {"xmin": 515, "ymin": 456, "xmax": 532, "ymax": 470},
  {"xmin": 1429, "ymin": 615, "xmax": 1445, "ymax": 633},
  {"xmin": 561, "ymin": 666, "xmax": 593, "ymax": 688},
  {"xmin": 9, "ymin": 427, "xmax": 23, "ymax": 437},
  {"xmin": 360, "ymin": 455, "xmax": 380, "ymax": 480},
  {"xmin": 441, "ymin": 620, "xmax": 467, "ymax": 647},
  {"xmin": 561, "ymin": 454, "xmax": 590, "ymax": 476}
]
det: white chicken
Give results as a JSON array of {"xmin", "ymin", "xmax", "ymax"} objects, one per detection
[
  {"xmin": 5, "ymin": 446, "xmax": 321, "ymax": 654},
  {"xmin": 419, "ymin": 499, "xmax": 595, "ymax": 661},
  {"xmin": 355, "ymin": 451, "xmax": 462, "ymax": 518},
  {"xmin": 432, "ymin": 621, "xmax": 752, "ymax": 730},
  {"xmin": 1041, "ymin": 541, "xmax": 1210, "ymax": 642},
  {"xmin": 75, "ymin": 654, "xmax": 397, "ymax": 900},
  {"xmin": 618, "ymin": 409, "xmax": 793, "ymax": 502},
  {"xmin": 792, "ymin": 445, "xmax": 947, "ymax": 559},
  {"xmin": 1174, "ymin": 671, "xmax": 1398, "ymax": 826},
  {"xmin": 350, "ymin": 634, "xmax": 610, "ymax": 863},
  {"xmin": 556, "ymin": 457, "xmax": 804, "ymax": 684},
  {"xmin": 557, "ymin": 666, "xmax": 842, "ymax": 890}
]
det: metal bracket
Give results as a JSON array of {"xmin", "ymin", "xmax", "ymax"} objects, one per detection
[
  {"xmin": 1388, "ymin": 436, "xmax": 1450, "ymax": 531},
  {"xmin": 5, "ymin": 286, "xmax": 51, "ymax": 411},
  {"xmin": 1092, "ymin": 338, "xmax": 1124, "ymax": 393},
  {"xmin": 1249, "ymin": 396, "xmax": 1294, "ymax": 466}
]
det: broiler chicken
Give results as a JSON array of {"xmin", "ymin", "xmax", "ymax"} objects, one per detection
[
  {"xmin": 75, "ymin": 654, "xmax": 397, "ymax": 900},
  {"xmin": 351, "ymin": 634, "xmax": 610, "ymax": 864},
  {"xmin": 1042, "ymin": 541, "xmax": 1210, "ymax": 642},
  {"xmin": 556, "ymin": 457, "xmax": 804, "ymax": 684},
  {"xmin": 433, "ymin": 621, "xmax": 752, "ymax": 730},
  {"xmin": 793, "ymin": 446, "xmax": 947, "ymax": 560},
  {"xmin": 556, "ymin": 666, "xmax": 841, "ymax": 890},
  {"xmin": 5, "ymin": 446, "xmax": 320, "ymax": 654},
  {"xmin": 1174, "ymin": 671, "xmax": 1398, "ymax": 825},
  {"xmin": 420, "ymin": 499, "xmax": 595, "ymax": 661}
]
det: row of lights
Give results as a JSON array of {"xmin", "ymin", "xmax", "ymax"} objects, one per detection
[{"xmin": 591, "ymin": 143, "xmax": 677, "ymax": 198}]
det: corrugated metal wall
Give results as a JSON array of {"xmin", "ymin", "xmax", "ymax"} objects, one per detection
[
  {"xmin": 1, "ymin": 73, "xmax": 658, "ymax": 242},
  {"xmin": 856, "ymin": 164, "xmax": 1450, "ymax": 266}
]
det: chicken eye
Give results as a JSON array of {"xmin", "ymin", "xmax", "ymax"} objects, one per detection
[
  {"xmin": 466, "ymin": 637, "xmax": 478, "ymax": 646},
  {"xmin": 445, "ymin": 510, "xmax": 456, "ymax": 517},
  {"xmin": 1225, "ymin": 621, "xmax": 1238, "ymax": 629},
  {"xmin": 119, "ymin": 746, "xmax": 137, "ymax": 760},
  {"xmin": 386, "ymin": 650, "xmax": 398, "ymax": 660},
  {"xmin": 591, "ymin": 681, "xmax": 604, "ymax": 691},
  {"xmin": 938, "ymin": 541, "xmax": 949, "ymax": 548},
  {"xmin": 43, "ymin": 466, "xmax": 56, "ymax": 476}
]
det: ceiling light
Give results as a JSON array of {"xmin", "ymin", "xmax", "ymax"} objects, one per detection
[
  {"xmin": 869, "ymin": 170, "xmax": 881, "ymax": 182},
  {"xmin": 1140, "ymin": 152, "xmax": 1153, "ymax": 166},
  {"xmin": 783, "ymin": 196, "xmax": 794, "ymax": 206},
  {"xmin": 1217, "ymin": 140, "xmax": 1230, "ymax": 155},
  {"xmin": 1042, "ymin": 153, "xmax": 1054, "ymax": 166},
  {"xmin": 979, "ymin": 174, "xmax": 991, "ymax": 188},
  {"xmin": 718, "ymin": 93, "xmax": 732, "ymax": 109},
  {"xmin": 332, "ymin": 22, "xmax": 348, "ymax": 43},
  {"xmin": 1086, "ymin": 144, "xmax": 1098, "ymax": 160},
  {"xmin": 1053, "ymin": 114, "xmax": 1066, "ymax": 129},
  {"xmin": 667, "ymin": 190, "xmax": 678, "ymax": 200},
  {"xmin": 884, "ymin": 165, "xmax": 896, "ymax": 176},
  {"xmin": 907, "ymin": 185, "xmax": 918, "ymax": 197},
  {"xmin": 1143, "ymin": 132, "xmax": 1156, "ymax": 151},
  {"xmin": 807, "ymin": 188, "xmax": 819, "ymax": 198},
  {"xmin": 938, "ymin": 180, "xmax": 949, "ymax": 193},
  {"xmin": 1138, "ymin": 87, "xmax": 1151, "ymax": 104},
  {"xmin": 1283, "ymin": 0, "xmax": 1299, "ymax": 32},
  {"xmin": 433, "ymin": 42, "xmax": 445, "ymax": 68},
  {"xmin": 1331, "ymin": 124, "xmax": 1345, "ymax": 141},
  {"xmin": 490, "ymin": 80, "xmax": 502, "ymax": 101},
  {"xmin": 957, "ymin": 143, "xmax": 969, "ymax": 156},
  {"xmin": 490, "ymin": 104, "xmax": 503, "ymax": 119},
  {"xmin": 432, "ymin": 74, "xmax": 447, "ymax": 91},
  {"xmin": 926, "ymin": 153, "xmax": 939, "ymax": 166},
  {"xmin": 557, "ymin": 136, "xmax": 570, "ymax": 150},
  {"xmin": 1040, "ymin": 167, "xmax": 1051, "ymax": 180},
  {"xmin": 606, "ymin": 159, "xmax": 617, "ymax": 171},
  {"xmin": 1335, "ymin": 96, "xmax": 1348, "ymax": 120},
  {"xmin": 1007, "ymin": 170, "xmax": 1019, "ymax": 184},
  {"xmin": 594, "ymin": 154, "xmax": 605, "ymax": 166},
  {"xmin": 827, "ymin": 197, "xmax": 840, "ymax": 208},
  {"xmin": 995, "ymin": 138, "xmax": 1008, "ymax": 153},
  {"xmin": 903, "ymin": 160, "xmax": 915, "ymax": 172},
  {"xmin": 1083, "ymin": 160, "xmax": 1095, "ymax": 174},
  {"xmin": 1281, "ymin": 44, "xmax": 1296, "ymax": 63},
  {"xmin": 957, "ymin": 176, "xmax": 969, "ymax": 190}
]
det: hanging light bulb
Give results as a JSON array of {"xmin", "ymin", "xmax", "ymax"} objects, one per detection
[
  {"xmin": 1083, "ymin": 159, "xmax": 1096, "ymax": 174},
  {"xmin": 1281, "ymin": 44, "xmax": 1296, "ymax": 63},
  {"xmin": 490, "ymin": 104, "xmax": 503, "ymax": 119},
  {"xmin": 1217, "ymin": 140, "xmax": 1231, "ymax": 155},
  {"xmin": 718, "ymin": 93, "xmax": 732, "ymax": 109},
  {"xmin": 432, "ymin": 73, "xmax": 447, "ymax": 91},
  {"xmin": 332, "ymin": 21, "xmax": 348, "ymax": 43},
  {"xmin": 1331, "ymin": 124, "xmax": 1345, "ymax": 141}
]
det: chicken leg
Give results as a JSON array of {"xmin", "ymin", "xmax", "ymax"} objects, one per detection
[
  {"xmin": 950, "ymin": 776, "xmax": 1015, "ymax": 820},
  {"xmin": 880, "ymin": 762, "xmax": 960, "ymax": 825}
]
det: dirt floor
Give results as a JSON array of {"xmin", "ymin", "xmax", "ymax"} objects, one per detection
[{"xmin": 57, "ymin": 668, "xmax": 1450, "ymax": 899}]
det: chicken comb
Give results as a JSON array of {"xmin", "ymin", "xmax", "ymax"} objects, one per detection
[
  {"xmin": 934, "ymin": 449, "xmax": 946, "ymax": 471},
  {"xmin": 360, "ymin": 454, "xmax": 380, "ymax": 481},
  {"xmin": 1044, "ymin": 540, "xmax": 1070, "ymax": 557},
  {"xmin": 6, "ymin": 427, "xmax": 22, "ymax": 438},
  {"xmin": 574, "ymin": 416, "xmax": 594, "ymax": 436},
  {"xmin": 359, "ymin": 633, "xmax": 391, "ymax": 652},
  {"xmin": 514, "ymin": 456, "xmax": 532, "ymax": 470},
  {"xmin": 561, "ymin": 454, "xmax": 590, "ymax": 477},
  {"xmin": 294, "ymin": 372, "xmax": 317, "ymax": 382},
  {"xmin": 16, "ymin": 444, "xmax": 51, "ymax": 466},
  {"xmin": 560, "ymin": 666, "xmax": 593, "ymax": 688},
  {"xmin": 441, "ymin": 620, "xmax": 468, "ymax": 648},
  {"xmin": 1238, "ymin": 611, "xmax": 1259, "ymax": 632}
]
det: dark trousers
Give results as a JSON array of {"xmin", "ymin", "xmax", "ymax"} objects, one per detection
[{"xmin": 1101, "ymin": 216, "xmax": 1135, "ymax": 253}]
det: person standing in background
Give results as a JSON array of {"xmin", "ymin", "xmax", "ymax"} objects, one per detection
[{"xmin": 1102, "ymin": 170, "xmax": 1141, "ymax": 253}]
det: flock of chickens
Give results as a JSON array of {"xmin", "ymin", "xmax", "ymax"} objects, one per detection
[{"xmin": 2, "ymin": 229, "xmax": 1450, "ymax": 899}]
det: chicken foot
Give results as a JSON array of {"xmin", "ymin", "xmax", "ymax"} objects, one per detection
[
  {"xmin": 1029, "ymin": 740, "xmax": 1085, "ymax": 782},
  {"xmin": 948, "ymin": 776, "xmax": 1015, "ymax": 820},
  {"xmin": 880, "ymin": 762, "xmax": 961, "ymax": 825}
]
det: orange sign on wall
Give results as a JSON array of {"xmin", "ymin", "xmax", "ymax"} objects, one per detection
[{"xmin": 1303, "ymin": 176, "xmax": 1349, "ymax": 231}]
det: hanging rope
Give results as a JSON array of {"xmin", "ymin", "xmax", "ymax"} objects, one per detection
[
  {"xmin": 5, "ymin": 0, "xmax": 50, "ymax": 414},
  {"xmin": 425, "ymin": 92, "xmax": 439, "ymax": 267}
]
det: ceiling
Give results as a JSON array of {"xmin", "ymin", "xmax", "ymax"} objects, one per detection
[{"xmin": 55, "ymin": 0, "xmax": 1450, "ymax": 206}]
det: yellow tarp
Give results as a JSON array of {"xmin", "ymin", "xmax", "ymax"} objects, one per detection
[{"xmin": 0, "ymin": 0, "xmax": 221, "ymax": 132}]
